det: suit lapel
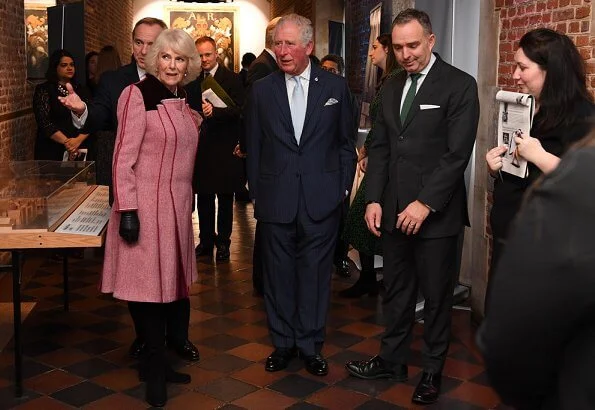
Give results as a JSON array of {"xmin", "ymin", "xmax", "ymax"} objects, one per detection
[
  {"xmin": 401, "ymin": 57, "xmax": 443, "ymax": 130},
  {"xmin": 392, "ymin": 73, "xmax": 407, "ymax": 130},
  {"xmin": 301, "ymin": 66, "xmax": 325, "ymax": 143},
  {"xmin": 271, "ymin": 72, "xmax": 296, "ymax": 146}
]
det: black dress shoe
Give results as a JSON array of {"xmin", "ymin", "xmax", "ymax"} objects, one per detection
[
  {"xmin": 265, "ymin": 348, "xmax": 297, "ymax": 372},
  {"xmin": 129, "ymin": 338, "xmax": 145, "ymax": 359},
  {"xmin": 216, "ymin": 244, "xmax": 230, "ymax": 261},
  {"xmin": 170, "ymin": 340, "xmax": 200, "ymax": 362},
  {"xmin": 139, "ymin": 367, "xmax": 191, "ymax": 384},
  {"xmin": 338, "ymin": 280, "xmax": 379, "ymax": 298},
  {"xmin": 412, "ymin": 372, "xmax": 441, "ymax": 404},
  {"xmin": 195, "ymin": 243, "xmax": 214, "ymax": 257},
  {"xmin": 345, "ymin": 356, "xmax": 408, "ymax": 381},
  {"xmin": 334, "ymin": 259, "xmax": 351, "ymax": 278},
  {"xmin": 304, "ymin": 354, "xmax": 328, "ymax": 376}
]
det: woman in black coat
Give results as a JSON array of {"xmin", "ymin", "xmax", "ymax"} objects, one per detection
[
  {"xmin": 33, "ymin": 49, "xmax": 91, "ymax": 161},
  {"xmin": 485, "ymin": 29, "xmax": 594, "ymax": 308}
]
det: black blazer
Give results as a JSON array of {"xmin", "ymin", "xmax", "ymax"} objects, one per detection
[
  {"xmin": 479, "ymin": 145, "xmax": 595, "ymax": 410},
  {"xmin": 366, "ymin": 55, "xmax": 479, "ymax": 238},
  {"xmin": 186, "ymin": 64, "xmax": 245, "ymax": 194},
  {"xmin": 246, "ymin": 64, "xmax": 357, "ymax": 223},
  {"xmin": 88, "ymin": 62, "xmax": 140, "ymax": 132},
  {"xmin": 246, "ymin": 50, "xmax": 278, "ymax": 91}
]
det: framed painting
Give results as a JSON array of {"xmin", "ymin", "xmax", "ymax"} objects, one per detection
[
  {"xmin": 24, "ymin": 3, "xmax": 53, "ymax": 80},
  {"xmin": 165, "ymin": 4, "xmax": 239, "ymax": 72}
]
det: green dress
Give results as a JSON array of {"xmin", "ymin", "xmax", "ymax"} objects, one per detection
[{"xmin": 343, "ymin": 68, "xmax": 402, "ymax": 256}]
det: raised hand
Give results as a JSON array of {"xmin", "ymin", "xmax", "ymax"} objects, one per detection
[{"xmin": 57, "ymin": 83, "xmax": 86, "ymax": 115}]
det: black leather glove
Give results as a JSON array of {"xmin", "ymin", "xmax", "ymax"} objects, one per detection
[{"xmin": 119, "ymin": 211, "xmax": 140, "ymax": 243}]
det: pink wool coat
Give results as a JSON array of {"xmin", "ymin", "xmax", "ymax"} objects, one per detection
[{"xmin": 101, "ymin": 76, "xmax": 201, "ymax": 303}]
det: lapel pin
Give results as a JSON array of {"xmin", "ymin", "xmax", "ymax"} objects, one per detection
[{"xmin": 314, "ymin": 77, "xmax": 318, "ymax": 82}]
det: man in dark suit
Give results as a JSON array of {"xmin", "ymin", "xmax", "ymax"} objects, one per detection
[
  {"xmin": 59, "ymin": 18, "xmax": 200, "ymax": 364},
  {"xmin": 345, "ymin": 9, "xmax": 479, "ymax": 405},
  {"xmin": 186, "ymin": 36, "xmax": 244, "ymax": 262},
  {"xmin": 241, "ymin": 17, "xmax": 280, "ymax": 297},
  {"xmin": 246, "ymin": 14, "xmax": 356, "ymax": 377}
]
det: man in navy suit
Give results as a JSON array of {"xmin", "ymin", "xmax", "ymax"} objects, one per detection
[
  {"xmin": 246, "ymin": 14, "xmax": 356, "ymax": 376},
  {"xmin": 345, "ymin": 9, "xmax": 479, "ymax": 405}
]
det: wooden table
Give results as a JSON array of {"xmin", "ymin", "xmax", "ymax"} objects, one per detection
[{"xmin": 0, "ymin": 185, "xmax": 109, "ymax": 397}]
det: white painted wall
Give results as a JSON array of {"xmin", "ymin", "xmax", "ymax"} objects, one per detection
[{"xmin": 132, "ymin": 0, "xmax": 270, "ymax": 68}]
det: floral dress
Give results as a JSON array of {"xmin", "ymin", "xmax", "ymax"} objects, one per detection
[{"xmin": 342, "ymin": 68, "xmax": 402, "ymax": 256}]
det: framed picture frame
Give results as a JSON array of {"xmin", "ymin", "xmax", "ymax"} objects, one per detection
[
  {"xmin": 24, "ymin": 3, "xmax": 53, "ymax": 80},
  {"xmin": 165, "ymin": 4, "xmax": 239, "ymax": 72}
]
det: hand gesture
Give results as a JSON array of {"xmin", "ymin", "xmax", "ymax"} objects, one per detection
[
  {"xmin": 233, "ymin": 144, "xmax": 247, "ymax": 158},
  {"xmin": 64, "ymin": 135, "xmax": 82, "ymax": 153},
  {"xmin": 514, "ymin": 133, "xmax": 544, "ymax": 164},
  {"xmin": 57, "ymin": 83, "xmax": 86, "ymax": 115},
  {"xmin": 202, "ymin": 99, "xmax": 213, "ymax": 118},
  {"xmin": 486, "ymin": 145, "xmax": 507, "ymax": 176},
  {"xmin": 396, "ymin": 200, "xmax": 430, "ymax": 235},
  {"xmin": 365, "ymin": 202, "xmax": 383, "ymax": 237}
]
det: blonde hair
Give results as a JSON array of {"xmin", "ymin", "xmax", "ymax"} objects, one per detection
[{"xmin": 145, "ymin": 29, "xmax": 200, "ymax": 85}]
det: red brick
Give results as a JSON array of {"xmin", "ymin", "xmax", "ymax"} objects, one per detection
[
  {"xmin": 576, "ymin": 35, "xmax": 590, "ymax": 46},
  {"xmin": 547, "ymin": 0, "xmax": 559, "ymax": 9},
  {"xmin": 553, "ymin": 8, "xmax": 575, "ymax": 21},
  {"xmin": 579, "ymin": 47, "xmax": 592, "ymax": 60},
  {"xmin": 569, "ymin": 21, "xmax": 581, "ymax": 32},
  {"xmin": 576, "ymin": 5, "xmax": 591, "ymax": 19},
  {"xmin": 581, "ymin": 20, "xmax": 590, "ymax": 32},
  {"xmin": 542, "ymin": 11, "xmax": 553, "ymax": 22},
  {"xmin": 558, "ymin": 0, "xmax": 571, "ymax": 6}
]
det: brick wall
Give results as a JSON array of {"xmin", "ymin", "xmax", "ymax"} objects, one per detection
[
  {"xmin": 496, "ymin": 0, "xmax": 594, "ymax": 92},
  {"xmin": 345, "ymin": 0, "xmax": 395, "ymax": 94}
]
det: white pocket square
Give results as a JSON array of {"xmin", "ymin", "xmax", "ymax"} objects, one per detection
[
  {"xmin": 324, "ymin": 98, "xmax": 339, "ymax": 106},
  {"xmin": 420, "ymin": 104, "xmax": 440, "ymax": 110}
]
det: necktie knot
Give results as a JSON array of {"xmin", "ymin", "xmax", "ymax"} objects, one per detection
[{"xmin": 410, "ymin": 73, "xmax": 421, "ymax": 82}]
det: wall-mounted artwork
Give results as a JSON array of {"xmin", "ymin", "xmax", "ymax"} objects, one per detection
[
  {"xmin": 25, "ymin": 3, "xmax": 53, "ymax": 80},
  {"xmin": 165, "ymin": 4, "xmax": 239, "ymax": 72}
]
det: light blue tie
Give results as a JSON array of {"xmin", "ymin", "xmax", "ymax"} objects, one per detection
[{"xmin": 290, "ymin": 76, "xmax": 306, "ymax": 144}]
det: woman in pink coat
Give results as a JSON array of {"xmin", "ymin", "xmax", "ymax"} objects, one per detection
[{"xmin": 100, "ymin": 29, "xmax": 201, "ymax": 407}]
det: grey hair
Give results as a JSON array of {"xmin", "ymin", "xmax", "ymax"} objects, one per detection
[
  {"xmin": 274, "ymin": 13, "xmax": 313, "ymax": 46},
  {"xmin": 144, "ymin": 29, "xmax": 200, "ymax": 85}
]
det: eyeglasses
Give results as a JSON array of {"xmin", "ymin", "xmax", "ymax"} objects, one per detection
[{"xmin": 321, "ymin": 66, "xmax": 339, "ymax": 74}]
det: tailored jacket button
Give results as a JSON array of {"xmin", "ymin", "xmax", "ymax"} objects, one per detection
[{"xmin": 398, "ymin": 135, "xmax": 404, "ymax": 141}]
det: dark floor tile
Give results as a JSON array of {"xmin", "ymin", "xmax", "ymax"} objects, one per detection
[
  {"xmin": 426, "ymin": 396, "xmax": 484, "ymax": 410},
  {"xmin": 287, "ymin": 402, "xmax": 325, "ymax": 410},
  {"xmin": 325, "ymin": 331, "xmax": 364, "ymax": 348},
  {"xmin": 269, "ymin": 374, "xmax": 326, "ymax": 398},
  {"xmin": 50, "ymin": 381, "xmax": 114, "ymax": 407},
  {"xmin": 74, "ymin": 337, "xmax": 123, "ymax": 355},
  {"xmin": 66, "ymin": 280, "xmax": 91, "ymax": 290},
  {"xmin": 327, "ymin": 350, "xmax": 370, "ymax": 364},
  {"xmin": 22, "ymin": 340, "xmax": 64, "ymax": 357},
  {"xmin": 0, "ymin": 387, "xmax": 41, "ymax": 410},
  {"xmin": 219, "ymin": 405, "xmax": 247, "ymax": 410},
  {"xmin": 196, "ymin": 317, "xmax": 244, "ymax": 333},
  {"xmin": 122, "ymin": 381, "xmax": 187, "ymax": 403},
  {"xmin": 198, "ymin": 354, "xmax": 252, "ymax": 373},
  {"xmin": 64, "ymin": 358, "xmax": 119, "ymax": 379},
  {"xmin": 83, "ymin": 320, "xmax": 128, "ymax": 335},
  {"xmin": 0, "ymin": 359, "xmax": 53, "ymax": 381},
  {"xmin": 469, "ymin": 371, "xmax": 491, "ymax": 386},
  {"xmin": 449, "ymin": 346, "xmax": 482, "ymax": 365},
  {"xmin": 198, "ymin": 377, "xmax": 257, "ymax": 402},
  {"xmin": 200, "ymin": 334, "xmax": 249, "ymax": 351},
  {"xmin": 200, "ymin": 303, "xmax": 242, "ymax": 315},
  {"xmin": 92, "ymin": 304, "xmax": 129, "ymax": 318},
  {"xmin": 325, "ymin": 315, "xmax": 356, "ymax": 328},
  {"xmin": 46, "ymin": 292, "xmax": 86, "ymax": 305},
  {"xmin": 356, "ymin": 398, "xmax": 407, "ymax": 409},
  {"xmin": 336, "ymin": 375, "xmax": 397, "ymax": 397},
  {"xmin": 24, "ymin": 280, "xmax": 46, "ymax": 290},
  {"xmin": 360, "ymin": 313, "xmax": 386, "ymax": 326}
]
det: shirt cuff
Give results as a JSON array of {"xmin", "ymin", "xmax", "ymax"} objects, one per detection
[{"xmin": 72, "ymin": 104, "xmax": 88, "ymax": 129}]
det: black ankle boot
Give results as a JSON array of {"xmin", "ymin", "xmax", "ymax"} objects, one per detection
[{"xmin": 146, "ymin": 375, "xmax": 167, "ymax": 407}]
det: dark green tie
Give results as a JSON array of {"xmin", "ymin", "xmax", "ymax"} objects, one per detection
[{"xmin": 400, "ymin": 73, "xmax": 421, "ymax": 122}]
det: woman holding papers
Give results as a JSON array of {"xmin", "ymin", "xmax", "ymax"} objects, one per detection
[
  {"xmin": 485, "ymin": 28, "xmax": 594, "ymax": 309},
  {"xmin": 99, "ymin": 29, "xmax": 201, "ymax": 407}
]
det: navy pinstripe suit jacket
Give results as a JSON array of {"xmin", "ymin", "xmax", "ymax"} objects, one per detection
[{"xmin": 246, "ymin": 64, "xmax": 357, "ymax": 223}]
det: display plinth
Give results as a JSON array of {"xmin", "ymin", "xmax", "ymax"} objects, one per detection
[{"xmin": 0, "ymin": 161, "xmax": 110, "ymax": 398}]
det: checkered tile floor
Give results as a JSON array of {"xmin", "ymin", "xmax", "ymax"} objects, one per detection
[{"xmin": 0, "ymin": 203, "xmax": 508, "ymax": 409}]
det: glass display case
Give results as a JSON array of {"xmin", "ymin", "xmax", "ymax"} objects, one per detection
[{"xmin": 0, "ymin": 161, "xmax": 96, "ymax": 231}]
